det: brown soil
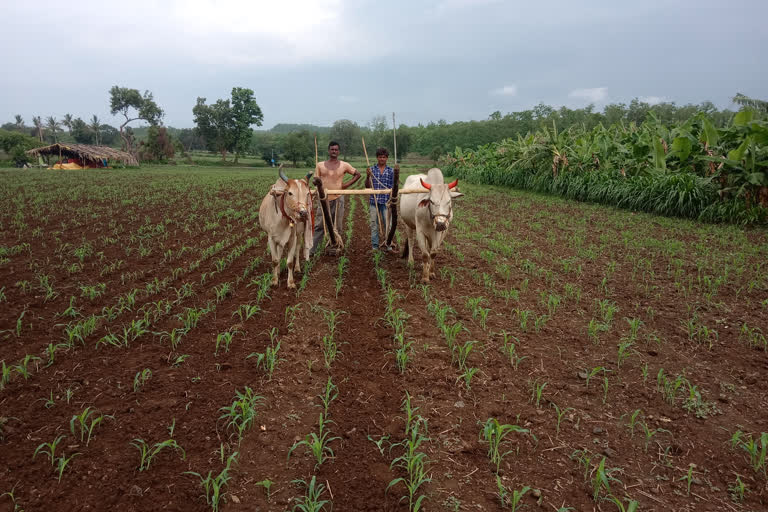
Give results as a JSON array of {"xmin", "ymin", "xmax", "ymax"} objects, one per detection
[{"xmin": 1, "ymin": 171, "xmax": 767, "ymax": 512}]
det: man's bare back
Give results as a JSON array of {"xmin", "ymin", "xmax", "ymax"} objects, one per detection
[{"xmin": 316, "ymin": 145, "xmax": 359, "ymax": 200}]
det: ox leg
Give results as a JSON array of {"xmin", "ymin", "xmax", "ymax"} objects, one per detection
[
  {"xmin": 418, "ymin": 232, "xmax": 431, "ymax": 283},
  {"xmin": 294, "ymin": 228, "xmax": 303, "ymax": 273},
  {"xmin": 268, "ymin": 237, "xmax": 282, "ymax": 287},
  {"xmin": 286, "ymin": 232, "xmax": 297, "ymax": 289},
  {"xmin": 406, "ymin": 226, "xmax": 416, "ymax": 266}
]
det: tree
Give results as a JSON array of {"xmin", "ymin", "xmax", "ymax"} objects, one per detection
[
  {"xmin": 193, "ymin": 97, "xmax": 235, "ymax": 160},
  {"xmin": 90, "ymin": 115, "xmax": 102, "ymax": 145},
  {"xmin": 71, "ymin": 117, "xmax": 93, "ymax": 144},
  {"xmin": 732, "ymin": 92, "xmax": 768, "ymax": 115},
  {"xmin": 329, "ymin": 119, "xmax": 361, "ymax": 156},
  {"xmin": 229, "ymin": 87, "xmax": 263, "ymax": 163},
  {"xmin": 192, "ymin": 88, "xmax": 264, "ymax": 162},
  {"xmin": 14, "ymin": 115, "xmax": 24, "ymax": 131},
  {"xmin": 0, "ymin": 129, "xmax": 43, "ymax": 164},
  {"xmin": 32, "ymin": 116, "xmax": 44, "ymax": 142},
  {"xmin": 138, "ymin": 126, "xmax": 175, "ymax": 162},
  {"xmin": 177, "ymin": 128, "xmax": 206, "ymax": 152},
  {"xmin": 100, "ymin": 125, "xmax": 119, "ymax": 146},
  {"xmin": 109, "ymin": 86, "xmax": 164, "ymax": 154},
  {"xmin": 283, "ymin": 130, "xmax": 312, "ymax": 166},
  {"xmin": 488, "ymin": 111, "xmax": 502, "ymax": 121},
  {"xmin": 45, "ymin": 116, "xmax": 61, "ymax": 143},
  {"xmin": 62, "ymin": 114, "xmax": 73, "ymax": 134}
]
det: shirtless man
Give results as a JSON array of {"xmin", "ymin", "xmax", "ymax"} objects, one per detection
[{"xmin": 310, "ymin": 141, "xmax": 361, "ymax": 256}]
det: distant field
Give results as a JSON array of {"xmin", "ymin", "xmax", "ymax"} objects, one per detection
[{"xmin": 0, "ymin": 166, "xmax": 767, "ymax": 511}]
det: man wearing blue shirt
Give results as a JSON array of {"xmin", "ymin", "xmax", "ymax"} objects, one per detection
[{"xmin": 367, "ymin": 147, "xmax": 395, "ymax": 252}]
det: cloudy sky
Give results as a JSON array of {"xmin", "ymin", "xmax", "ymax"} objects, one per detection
[{"xmin": 1, "ymin": 0, "xmax": 766, "ymax": 129}]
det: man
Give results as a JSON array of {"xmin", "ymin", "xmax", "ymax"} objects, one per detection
[
  {"xmin": 367, "ymin": 147, "xmax": 396, "ymax": 252},
  {"xmin": 310, "ymin": 141, "xmax": 361, "ymax": 256}
]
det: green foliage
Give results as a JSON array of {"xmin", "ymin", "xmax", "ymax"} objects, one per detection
[
  {"xmin": 193, "ymin": 87, "xmax": 262, "ymax": 162},
  {"xmin": 448, "ymin": 111, "xmax": 768, "ymax": 224}
]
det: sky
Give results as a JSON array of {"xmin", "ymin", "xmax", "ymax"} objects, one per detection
[{"xmin": 1, "ymin": 0, "xmax": 766, "ymax": 130}]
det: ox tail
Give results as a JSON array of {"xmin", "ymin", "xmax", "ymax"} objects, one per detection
[{"xmin": 401, "ymin": 237, "xmax": 409, "ymax": 259}]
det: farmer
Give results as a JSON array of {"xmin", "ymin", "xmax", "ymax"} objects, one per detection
[
  {"xmin": 310, "ymin": 141, "xmax": 361, "ymax": 256},
  {"xmin": 367, "ymin": 147, "xmax": 396, "ymax": 252}
]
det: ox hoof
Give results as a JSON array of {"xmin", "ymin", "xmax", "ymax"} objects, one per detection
[
  {"xmin": 421, "ymin": 277, "xmax": 430, "ymax": 284},
  {"xmin": 271, "ymin": 278, "xmax": 278, "ymax": 287},
  {"xmin": 287, "ymin": 282, "xmax": 296, "ymax": 289}
]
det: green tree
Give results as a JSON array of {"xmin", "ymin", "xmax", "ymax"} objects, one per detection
[
  {"xmin": 32, "ymin": 116, "xmax": 44, "ymax": 142},
  {"xmin": 14, "ymin": 115, "xmax": 24, "ymax": 131},
  {"xmin": 109, "ymin": 86, "xmax": 164, "ymax": 154},
  {"xmin": 229, "ymin": 87, "xmax": 263, "ymax": 163},
  {"xmin": 99, "ymin": 125, "xmax": 119, "ymax": 146},
  {"xmin": 89, "ymin": 115, "xmax": 102, "ymax": 145},
  {"xmin": 283, "ymin": 130, "xmax": 312, "ymax": 166},
  {"xmin": 138, "ymin": 126, "xmax": 175, "ymax": 162},
  {"xmin": 329, "ymin": 119, "xmax": 362, "ymax": 156},
  {"xmin": 0, "ymin": 129, "xmax": 43, "ymax": 164},
  {"xmin": 45, "ymin": 116, "xmax": 61, "ymax": 143},
  {"xmin": 71, "ymin": 117, "xmax": 93, "ymax": 144},
  {"xmin": 193, "ymin": 97, "xmax": 235, "ymax": 160},
  {"xmin": 733, "ymin": 92, "xmax": 768, "ymax": 115},
  {"xmin": 62, "ymin": 114, "xmax": 73, "ymax": 134}
]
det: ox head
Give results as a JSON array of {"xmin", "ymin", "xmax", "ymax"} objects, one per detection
[
  {"xmin": 418, "ymin": 177, "xmax": 463, "ymax": 232},
  {"xmin": 274, "ymin": 166, "xmax": 311, "ymax": 222}
]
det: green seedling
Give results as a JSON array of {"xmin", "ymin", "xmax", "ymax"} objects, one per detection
[
  {"xmin": 255, "ymin": 479, "xmax": 273, "ymax": 502},
  {"xmin": 218, "ymin": 387, "xmax": 263, "ymax": 445},
  {"xmin": 186, "ymin": 451, "xmax": 238, "ymax": 511},
  {"xmin": 591, "ymin": 457, "xmax": 622, "ymax": 502},
  {"xmin": 33, "ymin": 435, "xmax": 66, "ymax": 465},
  {"xmin": 131, "ymin": 438, "xmax": 186, "ymax": 471},
  {"xmin": 55, "ymin": 452, "xmax": 80, "ymax": 483},
  {"xmin": 288, "ymin": 413, "xmax": 340, "ymax": 469},
  {"xmin": 480, "ymin": 418, "xmax": 532, "ymax": 473},
  {"xmin": 70, "ymin": 406, "xmax": 113, "ymax": 446},
  {"xmin": 623, "ymin": 409, "xmax": 642, "ymax": 438},
  {"xmin": 291, "ymin": 475, "xmax": 331, "ymax": 512},
  {"xmin": 529, "ymin": 379, "xmax": 547, "ymax": 408},
  {"xmin": 551, "ymin": 403, "xmax": 574, "ymax": 435},
  {"xmin": 133, "ymin": 368, "xmax": 152, "ymax": 392}
]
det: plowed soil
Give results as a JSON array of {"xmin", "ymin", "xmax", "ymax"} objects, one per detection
[{"xmin": 1, "ymin": 168, "xmax": 767, "ymax": 512}]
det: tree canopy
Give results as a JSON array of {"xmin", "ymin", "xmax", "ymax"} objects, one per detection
[
  {"xmin": 193, "ymin": 87, "xmax": 263, "ymax": 162},
  {"xmin": 109, "ymin": 86, "xmax": 164, "ymax": 155}
]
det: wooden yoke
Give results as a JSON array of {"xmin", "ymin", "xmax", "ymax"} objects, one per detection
[
  {"xmin": 386, "ymin": 164, "xmax": 400, "ymax": 247},
  {"xmin": 312, "ymin": 176, "xmax": 339, "ymax": 248}
]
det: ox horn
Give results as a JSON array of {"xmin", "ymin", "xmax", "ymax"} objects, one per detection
[
  {"xmin": 420, "ymin": 178, "xmax": 431, "ymax": 190},
  {"xmin": 279, "ymin": 164, "xmax": 289, "ymax": 183},
  {"xmin": 304, "ymin": 171, "xmax": 314, "ymax": 183},
  {"xmin": 447, "ymin": 178, "xmax": 459, "ymax": 189}
]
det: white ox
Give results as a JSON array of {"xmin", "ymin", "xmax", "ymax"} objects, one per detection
[
  {"xmin": 400, "ymin": 168, "xmax": 463, "ymax": 283},
  {"xmin": 259, "ymin": 168, "xmax": 314, "ymax": 288}
]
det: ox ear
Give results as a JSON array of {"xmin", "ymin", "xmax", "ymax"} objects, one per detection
[
  {"xmin": 270, "ymin": 188, "xmax": 285, "ymax": 197},
  {"xmin": 418, "ymin": 199, "xmax": 430, "ymax": 208},
  {"xmin": 450, "ymin": 191, "xmax": 464, "ymax": 199}
]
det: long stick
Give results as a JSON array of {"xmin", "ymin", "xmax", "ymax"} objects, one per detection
[
  {"xmin": 314, "ymin": 135, "xmax": 318, "ymax": 165},
  {"xmin": 386, "ymin": 163, "xmax": 400, "ymax": 247},
  {"xmin": 392, "ymin": 112, "xmax": 397, "ymax": 164},
  {"xmin": 362, "ymin": 136, "xmax": 385, "ymax": 242}
]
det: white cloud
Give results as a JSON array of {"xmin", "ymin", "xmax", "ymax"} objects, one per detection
[
  {"xmin": 639, "ymin": 95, "xmax": 665, "ymax": 105},
  {"xmin": 568, "ymin": 87, "xmax": 608, "ymax": 103},
  {"xmin": 339, "ymin": 96, "xmax": 359, "ymax": 103},
  {"xmin": 491, "ymin": 85, "xmax": 518, "ymax": 96}
]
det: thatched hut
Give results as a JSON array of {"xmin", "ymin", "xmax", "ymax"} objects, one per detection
[{"xmin": 26, "ymin": 143, "xmax": 138, "ymax": 167}]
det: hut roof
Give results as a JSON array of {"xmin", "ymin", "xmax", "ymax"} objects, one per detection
[{"xmin": 26, "ymin": 143, "xmax": 138, "ymax": 166}]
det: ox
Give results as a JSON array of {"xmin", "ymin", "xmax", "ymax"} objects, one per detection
[
  {"xmin": 400, "ymin": 168, "xmax": 463, "ymax": 283},
  {"xmin": 259, "ymin": 167, "xmax": 313, "ymax": 288}
]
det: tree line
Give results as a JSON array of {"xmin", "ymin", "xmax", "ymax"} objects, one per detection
[{"xmin": 2, "ymin": 87, "xmax": 764, "ymax": 166}]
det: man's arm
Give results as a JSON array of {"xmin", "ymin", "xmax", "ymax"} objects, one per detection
[{"xmin": 341, "ymin": 164, "xmax": 361, "ymax": 190}]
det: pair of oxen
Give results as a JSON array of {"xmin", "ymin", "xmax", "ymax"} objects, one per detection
[{"xmin": 258, "ymin": 167, "xmax": 463, "ymax": 288}]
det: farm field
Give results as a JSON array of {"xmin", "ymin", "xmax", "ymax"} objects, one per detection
[{"xmin": 1, "ymin": 166, "xmax": 767, "ymax": 512}]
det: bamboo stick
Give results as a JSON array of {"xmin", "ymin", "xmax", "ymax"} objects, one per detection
[{"xmin": 320, "ymin": 187, "xmax": 426, "ymax": 195}]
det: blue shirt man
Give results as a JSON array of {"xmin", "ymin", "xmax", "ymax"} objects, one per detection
[{"xmin": 367, "ymin": 147, "xmax": 395, "ymax": 251}]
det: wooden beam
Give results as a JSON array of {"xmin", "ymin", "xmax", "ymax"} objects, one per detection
[{"xmin": 321, "ymin": 187, "xmax": 427, "ymax": 195}]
